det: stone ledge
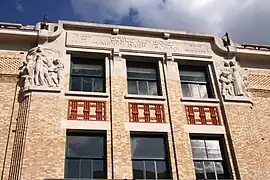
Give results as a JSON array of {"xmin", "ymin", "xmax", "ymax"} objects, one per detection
[
  {"xmin": 184, "ymin": 124, "xmax": 226, "ymax": 134},
  {"xmin": 65, "ymin": 91, "xmax": 109, "ymax": 98},
  {"xmin": 125, "ymin": 94, "xmax": 166, "ymax": 101},
  {"xmin": 125, "ymin": 122, "xmax": 170, "ymax": 132},
  {"xmin": 181, "ymin": 97, "xmax": 220, "ymax": 103},
  {"xmin": 223, "ymin": 95, "xmax": 251, "ymax": 103},
  {"xmin": 61, "ymin": 120, "xmax": 110, "ymax": 130}
]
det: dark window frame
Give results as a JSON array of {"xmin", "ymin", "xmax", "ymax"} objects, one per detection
[
  {"xmin": 70, "ymin": 58, "xmax": 105, "ymax": 92},
  {"xmin": 127, "ymin": 61, "xmax": 161, "ymax": 96},
  {"xmin": 130, "ymin": 133, "xmax": 172, "ymax": 180},
  {"xmin": 179, "ymin": 65, "xmax": 214, "ymax": 98},
  {"xmin": 64, "ymin": 131, "xmax": 107, "ymax": 179},
  {"xmin": 190, "ymin": 135, "xmax": 232, "ymax": 180}
]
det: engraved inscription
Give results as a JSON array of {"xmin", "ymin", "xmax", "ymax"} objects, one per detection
[{"xmin": 67, "ymin": 31, "xmax": 210, "ymax": 54}]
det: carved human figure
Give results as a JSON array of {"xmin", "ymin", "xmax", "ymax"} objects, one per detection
[
  {"xmin": 52, "ymin": 59, "xmax": 64, "ymax": 86},
  {"xmin": 219, "ymin": 61, "xmax": 234, "ymax": 96},
  {"xmin": 229, "ymin": 61, "xmax": 247, "ymax": 96}
]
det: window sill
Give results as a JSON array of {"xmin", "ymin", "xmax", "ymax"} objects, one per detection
[
  {"xmin": 65, "ymin": 91, "xmax": 109, "ymax": 98},
  {"xmin": 125, "ymin": 94, "xmax": 166, "ymax": 101},
  {"xmin": 181, "ymin": 97, "xmax": 219, "ymax": 103}
]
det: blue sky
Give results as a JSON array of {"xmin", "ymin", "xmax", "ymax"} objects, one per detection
[{"xmin": 1, "ymin": 0, "xmax": 270, "ymax": 45}]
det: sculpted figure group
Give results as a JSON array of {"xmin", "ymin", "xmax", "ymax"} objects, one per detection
[
  {"xmin": 219, "ymin": 60, "xmax": 249, "ymax": 98},
  {"xmin": 19, "ymin": 46, "xmax": 64, "ymax": 90}
]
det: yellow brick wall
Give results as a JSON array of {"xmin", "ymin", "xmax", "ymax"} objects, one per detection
[{"xmin": 0, "ymin": 52, "xmax": 23, "ymax": 75}]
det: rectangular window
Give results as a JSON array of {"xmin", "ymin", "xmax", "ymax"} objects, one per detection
[
  {"xmin": 65, "ymin": 132, "xmax": 107, "ymax": 179},
  {"xmin": 179, "ymin": 66, "xmax": 213, "ymax": 98},
  {"xmin": 70, "ymin": 58, "xmax": 105, "ymax": 92},
  {"xmin": 127, "ymin": 62, "xmax": 160, "ymax": 96},
  {"xmin": 190, "ymin": 137, "xmax": 231, "ymax": 180},
  {"xmin": 131, "ymin": 135, "xmax": 171, "ymax": 179}
]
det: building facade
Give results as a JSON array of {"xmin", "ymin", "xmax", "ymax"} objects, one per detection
[{"xmin": 0, "ymin": 20, "xmax": 269, "ymax": 180}]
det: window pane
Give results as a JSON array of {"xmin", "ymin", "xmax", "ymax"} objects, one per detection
[
  {"xmin": 67, "ymin": 135, "xmax": 104, "ymax": 158},
  {"xmin": 194, "ymin": 161, "xmax": 205, "ymax": 179},
  {"xmin": 71, "ymin": 76, "xmax": 81, "ymax": 91},
  {"xmin": 131, "ymin": 137, "xmax": 166, "ymax": 159},
  {"xmin": 145, "ymin": 161, "xmax": 156, "ymax": 179},
  {"xmin": 180, "ymin": 70, "xmax": 206, "ymax": 82},
  {"xmin": 82, "ymin": 77, "xmax": 92, "ymax": 92},
  {"xmin": 93, "ymin": 159, "xmax": 106, "ymax": 178},
  {"xmin": 199, "ymin": 84, "xmax": 208, "ymax": 98},
  {"xmin": 192, "ymin": 148, "xmax": 207, "ymax": 159},
  {"xmin": 181, "ymin": 83, "xmax": 191, "ymax": 97},
  {"xmin": 215, "ymin": 162, "xmax": 226, "ymax": 179},
  {"xmin": 191, "ymin": 140, "xmax": 205, "ymax": 148},
  {"xmin": 204, "ymin": 161, "xmax": 216, "ymax": 179},
  {"xmin": 128, "ymin": 80, "xmax": 138, "ymax": 94},
  {"xmin": 72, "ymin": 63, "xmax": 103, "ymax": 76},
  {"xmin": 207, "ymin": 149, "xmax": 222, "ymax": 159},
  {"xmin": 80, "ymin": 159, "xmax": 91, "ymax": 178},
  {"xmin": 205, "ymin": 140, "xmax": 220, "ymax": 149},
  {"xmin": 190, "ymin": 84, "xmax": 200, "ymax": 98},
  {"xmin": 132, "ymin": 161, "xmax": 144, "ymax": 179},
  {"xmin": 66, "ymin": 159, "xmax": 80, "ymax": 178},
  {"xmin": 148, "ymin": 81, "xmax": 158, "ymax": 95},
  {"xmin": 93, "ymin": 78, "xmax": 104, "ymax": 92},
  {"xmin": 138, "ymin": 81, "xmax": 148, "ymax": 95},
  {"xmin": 127, "ymin": 67, "xmax": 157, "ymax": 80},
  {"xmin": 156, "ymin": 161, "xmax": 170, "ymax": 179}
]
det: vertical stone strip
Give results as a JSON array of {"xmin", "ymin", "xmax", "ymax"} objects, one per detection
[
  {"xmin": 110, "ymin": 50, "xmax": 133, "ymax": 179},
  {"xmin": 144, "ymin": 104, "xmax": 150, "ymax": 122}
]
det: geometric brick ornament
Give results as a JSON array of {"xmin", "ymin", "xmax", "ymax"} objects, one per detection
[
  {"xmin": 185, "ymin": 105, "xmax": 221, "ymax": 125},
  {"xmin": 129, "ymin": 103, "xmax": 165, "ymax": 123},
  {"xmin": 67, "ymin": 100, "xmax": 106, "ymax": 121}
]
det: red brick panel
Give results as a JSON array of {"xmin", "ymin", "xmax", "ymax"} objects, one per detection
[
  {"xmin": 185, "ymin": 105, "xmax": 221, "ymax": 125},
  {"xmin": 67, "ymin": 100, "xmax": 106, "ymax": 121},
  {"xmin": 129, "ymin": 103, "xmax": 165, "ymax": 123}
]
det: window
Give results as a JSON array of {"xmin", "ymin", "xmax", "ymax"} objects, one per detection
[
  {"xmin": 127, "ymin": 62, "xmax": 160, "ymax": 96},
  {"xmin": 65, "ymin": 132, "xmax": 106, "ymax": 179},
  {"xmin": 70, "ymin": 58, "xmax": 105, "ymax": 92},
  {"xmin": 190, "ymin": 137, "xmax": 231, "ymax": 180},
  {"xmin": 131, "ymin": 135, "xmax": 171, "ymax": 179},
  {"xmin": 179, "ymin": 66, "xmax": 213, "ymax": 98}
]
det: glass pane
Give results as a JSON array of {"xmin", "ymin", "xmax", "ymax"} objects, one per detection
[
  {"xmin": 127, "ymin": 67, "xmax": 157, "ymax": 80},
  {"xmin": 204, "ymin": 161, "xmax": 216, "ymax": 179},
  {"xmin": 205, "ymin": 140, "xmax": 220, "ymax": 149},
  {"xmin": 194, "ymin": 161, "xmax": 205, "ymax": 179},
  {"xmin": 131, "ymin": 137, "xmax": 166, "ymax": 159},
  {"xmin": 93, "ymin": 159, "xmax": 106, "ymax": 178},
  {"xmin": 207, "ymin": 149, "xmax": 222, "ymax": 159},
  {"xmin": 80, "ymin": 159, "xmax": 91, "ymax": 178},
  {"xmin": 192, "ymin": 148, "xmax": 207, "ymax": 159},
  {"xmin": 199, "ymin": 84, "xmax": 208, "ymax": 98},
  {"xmin": 132, "ymin": 161, "xmax": 144, "ymax": 179},
  {"xmin": 215, "ymin": 162, "xmax": 226, "ymax": 179},
  {"xmin": 156, "ymin": 161, "xmax": 170, "ymax": 179},
  {"xmin": 148, "ymin": 81, "xmax": 158, "ymax": 95},
  {"xmin": 67, "ymin": 135, "xmax": 104, "ymax": 158},
  {"xmin": 66, "ymin": 159, "xmax": 79, "ymax": 178},
  {"xmin": 138, "ymin": 81, "xmax": 148, "ymax": 95},
  {"xmin": 191, "ymin": 140, "xmax": 205, "ymax": 148},
  {"xmin": 82, "ymin": 77, "xmax": 92, "ymax": 92},
  {"xmin": 128, "ymin": 80, "xmax": 138, "ymax": 94},
  {"xmin": 72, "ymin": 63, "xmax": 103, "ymax": 76},
  {"xmin": 180, "ymin": 70, "xmax": 206, "ymax": 82},
  {"xmin": 71, "ymin": 76, "xmax": 81, "ymax": 91},
  {"xmin": 181, "ymin": 83, "xmax": 191, "ymax": 97},
  {"xmin": 93, "ymin": 78, "xmax": 104, "ymax": 92},
  {"xmin": 145, "ymin": 161, "xmax": 156, "ymax": 179},
  {"xmin": 190, "ymin": 84, "xmax": 200, "ymax": 98}
]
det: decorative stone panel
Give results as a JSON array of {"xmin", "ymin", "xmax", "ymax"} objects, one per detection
[
  {"xmin": 129, "ymin": 103, "xmax": 165, "ymax": 123},
  {"xmin": 67, "ymin": 100, "xmax": 106, "ymax": 121},
  {"xmin": 249, "ymin": 74, "xmax": 270, "ymax": 90},
  {"xmin": 185, "ymin": 105, "xmax": 221, "ymax": 125},
  {"xmin": 0, "ymin": 52, "xmax": 23, "ymax": 74}
]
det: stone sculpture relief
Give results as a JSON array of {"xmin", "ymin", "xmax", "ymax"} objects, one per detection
[
  {"xmin": 219, "ymin": 60, "xmax": 249, "ymax": 98},
  {"xmin": 19, "ymin": 46, "xmax": 63, "ymax": 91}
]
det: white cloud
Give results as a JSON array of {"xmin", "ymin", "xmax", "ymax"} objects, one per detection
[
  {"xmin": 16, "ymin": 0, "xmax": 24, "ymax": 13},
  {"xmin": 70, "ymin": 0, "xmax": 270, "ymax": 44}
]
